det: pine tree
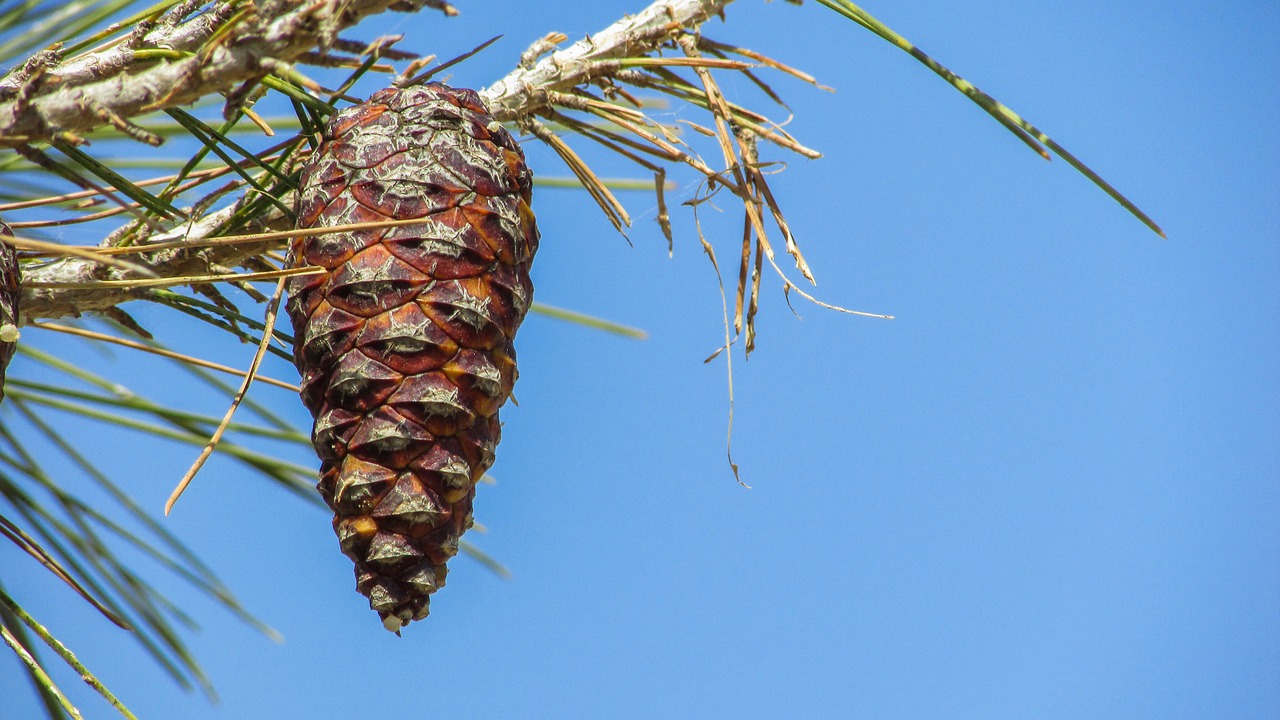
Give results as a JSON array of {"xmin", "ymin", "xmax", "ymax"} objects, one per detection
[{"xmin": 0, "ymin": 1, "xmax": 1159, "ymax": 717}]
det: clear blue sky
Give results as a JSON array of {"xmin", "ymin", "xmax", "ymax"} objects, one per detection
[{"xmin": 4, "ymin": 1, "xmax": 1277, "ymax": 718}]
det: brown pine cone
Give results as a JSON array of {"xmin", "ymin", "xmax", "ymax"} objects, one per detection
[{"xmin": 286, "ymin": 83, "xmax": 538, "ymax": 632}]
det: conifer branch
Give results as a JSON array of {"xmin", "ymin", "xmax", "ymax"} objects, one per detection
[
  {"xmin": 480, "ymin": 0, "xmax": 735, "ymax": 119},
  {"xmin": 11, "ymin": 0, "xmax": 742, "ymax": 324},
  {"xmin": 0, "ymin": 0, "xmax": 451, "ymax": 145}
]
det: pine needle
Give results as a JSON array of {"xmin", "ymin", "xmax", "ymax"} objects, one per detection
[
  {"xmin": 1, "ymin": 234, "xmax": 158, "ymax": 277},
  {"xmin": 165, "ymin": 277, "xmax": 286, "ymax": 515},
  {"xmin": 0, "ymin": 588, "xmax": 139, "ymax": 720},
  {"xmin": 690, "ymin": 205, "xmax": 748, "ymax": 489},
  {"xmin": 528, "ymin": 302, "xmax": 647, "ymax": 339},
  {"xmin": 525, "ymin": 118, "xmax": 632, "ymax": 233},
  {"xmin": 0, "ymin": 514, "xmax": 133, "ymax": 630},
  {"xmin": 0, "ymin": 623, "xmax": 84, "ymax": 720},
  {"xmin": 814, "ymin": 0, "xmax": 1165, "ymax": 237}
]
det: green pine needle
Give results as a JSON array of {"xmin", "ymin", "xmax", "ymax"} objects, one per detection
[
  {"xmin": 530, "ymin": 302, "xmax": 649, "ymax": 339},
  {"xmin": 814, "ymin": 0, "xmax": 1166, "ymax": 238},
  {"xmin": 0, "ymin": 588, "xmax": 138, "ymax": 720}
]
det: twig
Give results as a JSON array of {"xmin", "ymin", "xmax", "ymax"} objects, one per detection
[
  {"xmin": 482, "ymin": 0, "xmax": 737, "ymax": 119},
  {"xmin": 0, "ymin": 0, "xmax": 450, "ymax": 145}
]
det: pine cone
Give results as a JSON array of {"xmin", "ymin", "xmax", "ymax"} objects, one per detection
[
  {"xmin": 286, "ymin": 83, "xmax": 538, "ymax": 631},
  {"xmin": 0, "ymin": 220, "xmax": 21, "ymax": 403}
]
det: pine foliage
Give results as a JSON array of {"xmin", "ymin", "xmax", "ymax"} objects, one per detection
[{"xmin": 0, "ymin": 1, "xmax": 1159, "ymax": 716}]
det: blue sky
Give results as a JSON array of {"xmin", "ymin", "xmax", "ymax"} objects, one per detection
[{"xmin": 3, "ymin": 1, "xmax": 1277, "ymax": 718}]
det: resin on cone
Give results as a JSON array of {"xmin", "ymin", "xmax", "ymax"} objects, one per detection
[{"xmin": 286, "ymin": 83, "xmax": 538, "ymax": 631}]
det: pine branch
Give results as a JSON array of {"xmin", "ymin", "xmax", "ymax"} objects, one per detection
[
  {"xmin": 13, "ymin": 0, "xmax": 742, "ymax": 324},
  {"xmin": 480, "ymin": 0, "xmax": 735, "ymax": 120},
  {"xmin": 0, "ymin": 1, "xmax": 1162, "ymax": 714},
  {"xmin": 18, "ymin": 202, "xmax": 283, "ymax": 321}
]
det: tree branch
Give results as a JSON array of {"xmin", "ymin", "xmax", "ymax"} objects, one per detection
[
  {"xmin": 480, "ymin": 0, "xmax": 734, "ymax": 119},
  {"xmin": 14, "ymin": 0, "xmax": 742, "ymax": 324},
  {"xmin": 18, "ymin": 203, "xmax": 284, "ymax": 321},
  {"xmin": 0, "ymin": 0, "xmax": 447, "ymax": 145}
]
